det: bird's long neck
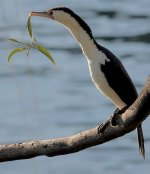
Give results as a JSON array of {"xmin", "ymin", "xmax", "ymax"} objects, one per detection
[
  {"xmin": 78, "ymin": 32, "xmax": 98, "ymax": 62},
  {"xmin": 62, "ymin": 20, "xmax": 98, "ymax": 62}
]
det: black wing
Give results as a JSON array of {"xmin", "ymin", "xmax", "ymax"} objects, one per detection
[{"xmin": 99, "ymin": 45, "xmax": 137, "ymax": 106}]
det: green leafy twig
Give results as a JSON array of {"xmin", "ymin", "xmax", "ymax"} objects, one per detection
[
  {"xmin": 7, "ymin": 16, "xmax": 55, "ymax": 65},
  {"xmin": 36, "ymin": 45, "xmax": 55, "ymax": 65},
  {"xmin": 8, "ymin": 38, "xmax": 23, "ymax": 44},
  {"xmin": 27, "ymin": 16, "xmax": 33, "ymax": 38},
  {"xmin": 8, "ymin": 48, "xmax": 26, "ymax": 62}
]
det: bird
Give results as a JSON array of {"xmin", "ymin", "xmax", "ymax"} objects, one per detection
[{"xmin": 30, "ymin": 7, "xmax": 145, "ymax": 158}]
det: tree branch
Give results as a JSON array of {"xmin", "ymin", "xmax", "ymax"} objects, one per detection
[{"xmin": 0, "ymin": 76, "xmax": 150, "ymax": 163}]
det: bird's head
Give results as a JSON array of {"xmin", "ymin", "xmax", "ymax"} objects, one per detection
[
  {"xmin": 30, "ymin": 7, "xmax": 68, "ymax": 23},
  {"xmin": 30, "ymin": 7, "xmax": 93, "ymax": 40}
]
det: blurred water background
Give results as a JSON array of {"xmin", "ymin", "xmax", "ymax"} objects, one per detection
[{"xmin": 0, "ymin": 0, "xmax": 150, "ymax": 173}]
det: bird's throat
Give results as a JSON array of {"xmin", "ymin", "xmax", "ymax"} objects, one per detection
[
  {"xmin": 56, "ymin": 13, "xmax": 98, "ymax": 61},
  {"xmin": 67, "ymin": 25, "xmax": 98, "ymax": 61}
]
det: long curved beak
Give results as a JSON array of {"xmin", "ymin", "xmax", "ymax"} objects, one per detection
[{"xmin": 29, "ymin": 11, "xmax": 53, "ymax": 19}]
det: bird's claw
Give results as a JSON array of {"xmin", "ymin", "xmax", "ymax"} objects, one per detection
[
  {"xmin": 98, "ymin": 106, "xmax": 128, "ymax": 134},
  {"xmin": 98, "ymin": 113, "xmax": 119, "ymax": 134},
  {"xmin": 97, "ymin": 119, "xmax": 111, "ymax": 134}
]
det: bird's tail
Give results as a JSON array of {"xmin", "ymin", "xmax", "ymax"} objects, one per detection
[{"xmin": 137, "ymin": 124, "xmax": 145, "ymax": 159}]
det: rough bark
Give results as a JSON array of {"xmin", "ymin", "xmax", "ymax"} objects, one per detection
[{"xmin": 0, "ymin": 76, "xmax": 150, "ymax": 163}]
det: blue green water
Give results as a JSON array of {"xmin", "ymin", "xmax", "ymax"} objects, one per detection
[{"xmin": 0, "ymin": 0, "xmax": 150, "ymax": 173}]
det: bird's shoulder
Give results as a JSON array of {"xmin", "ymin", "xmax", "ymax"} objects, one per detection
[
  {"xmin": 95, "ymin": 44, "xmax": 128, "ymax": 74},
  {"xmin": 96, "ymin": 44, "xmax": 123, "ymax": 66}
]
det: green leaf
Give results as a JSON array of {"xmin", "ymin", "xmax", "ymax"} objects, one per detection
[
  {"xmin": 27, "ymin": 16, "xmax": 33, "ymax": 38},
  {"xmin": 36, "ymin": 45, "xmax": 55, "ymax": 65},
  {"xmin": 8, "ymin": 48, "xmax": 26, "ymax": 62},
  {"xmin": 7, "ymin": 38, "xmax": 23, "ymax": 44}
]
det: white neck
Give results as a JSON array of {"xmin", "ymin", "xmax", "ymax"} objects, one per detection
[
  {"xmin": 77, "ymin": 31, "xmax": 98, "ymax": 62},
  {"xmin": 59, "ymin": 17, "xmax": 98, "ymax": 62}
]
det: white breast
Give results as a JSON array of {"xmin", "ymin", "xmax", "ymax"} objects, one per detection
[{"xmin": 87, "ymin": 53, "xmax": 126, "ymax": 110}]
